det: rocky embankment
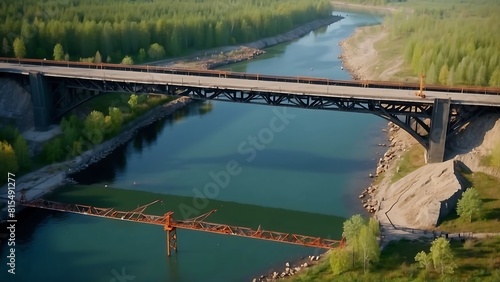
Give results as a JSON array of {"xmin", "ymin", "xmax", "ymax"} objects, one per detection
[
  {"xmin": 252, "ymin": 254, "xmax": 324, "ymax": 282},
  {"xmin": 374, "ymin": 159, "xmax": 467, "ymax": 229},
  {"xmin": 359, "ymin": 122, "xmax": 415, "ymax": 214}
]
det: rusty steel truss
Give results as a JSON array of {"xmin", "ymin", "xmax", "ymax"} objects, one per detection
[
  {"xmin": 21, "ymin": 199, "xmax": 344, "ymax": 256},
  {"xmin": 34, "ymin": 75, "xmax": 486, "ymax": 150}
]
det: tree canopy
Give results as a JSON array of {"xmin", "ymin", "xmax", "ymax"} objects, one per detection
[
  {"xmin": 387, "ymin": 0, "xmax": 500, "ymax": 86},
  {"xmin": 337, "ymin": 214, "xmax": 380, "ymax": 274},
  {"xmin": 415, "ymin": 237, "xmax": 457, "ymax": 275},
  {"xmin": 0, "ymin": 0, "xmax": 332, "ymax": 61},
  {"xmin": 456, "ymin": 187, "xmax": 484, "ymax": 223}
]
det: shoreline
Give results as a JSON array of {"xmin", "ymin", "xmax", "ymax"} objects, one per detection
[
  {"xmin": 153, "ymin": 16, "xmax": 343, "ymax": 69},
  {"xmin": 339, "ymin": 8, "xmax": 500, "ymax": 247}
]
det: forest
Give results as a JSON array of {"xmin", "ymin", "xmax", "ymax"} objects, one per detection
[
  {"xmin": 386, "ymin": 0, "xmax": 500, "ymax": 86},
  {"xmin": 0, "ymin": 0, "xmax": 332, "ymax": 62}
]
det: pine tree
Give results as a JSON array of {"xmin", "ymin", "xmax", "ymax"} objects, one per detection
[
  {"xmin": 438, "ymin": 64, "xmax": 449, "ymax": 85},
  {"xmin": 53, "ymin": 43, "xmax": 64, "ymax": 60},
  {"xmin": 457, "ymin": 187, "xmax": 483, "ymax": 222},
  {"xmin": 13, "ymin": 37, "xmax": 26, "ymax": 58},
  {"xmin": 94, "ymin": 50, "xmax": 102, "ymax": 63}
]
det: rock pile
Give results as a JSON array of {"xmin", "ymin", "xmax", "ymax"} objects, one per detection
[
  {"xmin": 361, "ymin": 121, "xmax": 407, "ymax": 213},
  {"xmin": 253, "ymin": 255, "xmax": 323, "ymax": 281},
  {"xmin": 205, "ymin": 49, "xmax": 265, "ymax": 69}
]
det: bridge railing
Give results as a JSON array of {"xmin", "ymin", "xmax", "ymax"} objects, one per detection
[{"xmin": 1, "ymin": 57, "xmax": 499, "ymax": 95}]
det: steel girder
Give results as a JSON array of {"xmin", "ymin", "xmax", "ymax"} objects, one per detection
[{"xmin": 47, "ymin": 76, "xmax": 488, "ymax": 151}]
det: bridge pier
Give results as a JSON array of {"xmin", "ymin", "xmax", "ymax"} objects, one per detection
[
  {"xmin": 29, "ymin": 72, "xmax": 52, "ymax": 131},
  {"xmin": 426, "ymin": 98, "xmax": 451, "ymax": 163}
]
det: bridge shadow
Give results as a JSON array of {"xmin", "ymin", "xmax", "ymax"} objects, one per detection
[{"xmin": 447, "ymin": 112, "xmax": 500, "ymax": 159}]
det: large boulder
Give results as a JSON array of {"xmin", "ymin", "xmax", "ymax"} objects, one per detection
[{"xmin": 378, "ymin": 160, "xmax": 467, "ymax": 228}]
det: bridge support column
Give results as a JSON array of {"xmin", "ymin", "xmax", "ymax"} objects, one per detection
[
  {"xmin": 426, "ymin": 98, "xmax": 451, "ymax": 163},
  {"xmin": 29, "ymin": 72, "xmax": 52, "ymax": 131},
  {"xmin": 166, "ymin": 228, "xmax": 177, "ymax": 257}
]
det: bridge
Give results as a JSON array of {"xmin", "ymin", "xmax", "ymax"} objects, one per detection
[
  {"xmin": 19, "ymin": 197, "xmax": 344, "ymax": 256},
  {"xmin": 1, "ymin": 58, "xmax": 500, "ymax": 163}
]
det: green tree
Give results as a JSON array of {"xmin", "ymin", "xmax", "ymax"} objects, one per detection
[
  {"xmin": 106, "ymin": 55, "xmax": 112, "ymax": 63},
  {"xmin": 426, "ymin": 62, "xmax": 438, "ymax": 84},
  {"xmin": 447, "ymin": 66, "xmax": 455, "ymax": 86},
  {"xmin": 13, "ymin": 37, "xmax": 26, "ymax": 58},
  {"xmin": 64, "ymin": 53, "xmax": 69, "ymax": 61},
  {"xmin": 94, "ymin": 50, "xmax": 102, "ymax": 63},
  {"xmin": 329, "ymin": 247, "xmax": 351, "ymax": 275},
  {"xmin": 456, "ymin": 187, "xmax": 483, "ymax": 223},
  {"xmin": 489, "ymin": 67, "xmax": 500, "ymax": 87},
  {"xmin": 147, "ymin": 43, "xmax": 166, "ymax": 60},
  {"xmin": 121, "ymin": 55, "xmax": 134, "ymax": 65},
  {"xmin": 475, "ymin": 65, "xmax": 487, "ymax": 86},
  {"xmin": 108, "ymin": 107, "xmax": 123, "ymax": 134},
  {"xmin": 342, "ymin": 214, "xmax": 365, "ymax": 266},
  {"xmin": 2, "ymin": 37, "xmax": 10, "ymax": 56},
  {"xmin": 368, "ymin": 217, "xmax": 380, "ymax": 236},
  {"xmin": 0, "ymin": 141, "xmax": 18, "ymax": 182},
  {"xmin": 43, "ymin": 137, "xmax": 64, "ymax": 163},
  {"xmin": 71, "ymin": 138, "xmax": 84, "ymax": 156},
  {"xmin": 128, "ymin": 94, "xmax": 138, "ymax": 110},
  {"xmin": 138, "ymin": 48, "xmax": 146, "ymax": 62},
  {"xmin": 358, "ymin": 225, "xmax": 380, "ymax": 274},
  {"xmin": 438, "ymin": 64, "xmax": 449, "ymax": 85},
  {"xmin": 13, "ymin": 135, "xmax": 31, "ymax": 170},
  {"xmin": 430, "ymin": 237, "xmax": 457, "ymax": 275},
  {"xmin": 415, "ymin": 251, "xmax": 432, "ymax": 270},
  {"xmin": 53, "ymin": 43, "xmax": 64, "ymax": 61},
  {"xmin": 83, "ymin": 111, "xmax": 106, "ymax": 145}
]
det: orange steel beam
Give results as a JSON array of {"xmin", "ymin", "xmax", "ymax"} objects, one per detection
[{"xmin": 21, "ymin": 199, "xmax": 344, "ymax": 250}]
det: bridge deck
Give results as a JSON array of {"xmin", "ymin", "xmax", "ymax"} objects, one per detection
[{"xmin": 1, "ymin": 62, "xmax": 500, "ymax": 107}]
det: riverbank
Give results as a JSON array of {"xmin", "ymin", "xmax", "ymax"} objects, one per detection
[
  {"xmin": 0, "ymin": 97, "xmax": 193, "ymax": 222},
  {"xmin": 339, "ymin": 3, "xmax": 500, "ymax": 245},
  {"xmin": 153, "ymin": 16, "xmax": 343, "ymax": 69},
  {"xmin": 269, "ymin": 4, "xmax": 500, "ymax": 279}
]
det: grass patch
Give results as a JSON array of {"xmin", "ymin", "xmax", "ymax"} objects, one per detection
[
  {"xmin": 286, "ymin": 237, "xmax": 500, "ymax": 281},
  {"xmin": 391, "ymin": 144, "xmax": 425, "ymax": 183},
  {"xmin": 480, "ymin": 141, "xmax": 500, "ymax": 168},
  {"xmin": 437, "ymin": 172, "xmax": 500, "ymax": 233},
  {"xmin": 287, "ymin": 259, "xmax": 334, "ymax": 282},
  {"xmin": 371, "ymin": 29, "xmax": 416, "ymax": 82}
]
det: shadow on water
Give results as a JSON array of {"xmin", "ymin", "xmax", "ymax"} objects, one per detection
[
  {"xmin": 71, "ymin": 101, "xmax": 212, "ymax": 184},
  {"xmin": 42, "ymin": 185, "xmax": 345, "ymax": 237}
]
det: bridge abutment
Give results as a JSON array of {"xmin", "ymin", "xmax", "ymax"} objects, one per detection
[
  {"xmin": 29, "ymin": 72, "xmax": 52, "ymax": 131},
  {"xmin": 426, "ymin": 98, "xmax": 451, "ymax": 163}
]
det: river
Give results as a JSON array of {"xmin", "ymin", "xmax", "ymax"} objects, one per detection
[{"xmin": 1, "ymin": 11, "xmax": 383, "ymax": 282}]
